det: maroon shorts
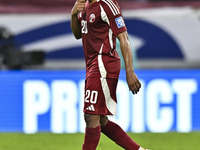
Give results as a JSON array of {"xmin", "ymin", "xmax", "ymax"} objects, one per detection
[{"xmin": 83, "ymin": 77, "xmax": 118, "ymax": 116}]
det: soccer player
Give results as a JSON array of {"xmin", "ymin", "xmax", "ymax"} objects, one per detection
[{"xmin": 71, "ymin": 0, "xmax": 150, "ymax": 150}]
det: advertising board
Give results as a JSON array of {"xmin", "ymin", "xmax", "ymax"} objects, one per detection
[{"xmin": 0, "ymin": 70, "xmax": 199, "ymax": 133}]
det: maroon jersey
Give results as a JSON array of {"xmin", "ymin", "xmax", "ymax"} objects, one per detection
[{"xmin": 78, "ymin": 0, "xmax": 127, "ymax": 79}]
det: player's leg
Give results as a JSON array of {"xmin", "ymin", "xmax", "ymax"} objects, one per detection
[
  {"xmin": 100, "ymin": 78, "xmax": 139, "ymax": 149},
  {"xmin": 82, "ymin": 77, "xmax": 107, "ymax": 150},
  {"xmin": 84, "ymin": 113, "xmax": 100, "ymax": 128},
  {"xmin": 82, "ymin": 113, "xmax": 101, "ymax": 150},
  {"xmin": 100, "ymin": 77, "xmax": 150, "ymax": 150},
  {"xmin": 101, "ymin": 116, "xmax": 141, "ymax": 150},
  {"xmin": 101, "ymin": 117, "xmax": 150, "ymax": 150}
]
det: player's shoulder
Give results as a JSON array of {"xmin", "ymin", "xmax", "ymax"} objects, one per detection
[{"xmin": 98, "ymin": 0, "xmax": 121, "ymax": 16}]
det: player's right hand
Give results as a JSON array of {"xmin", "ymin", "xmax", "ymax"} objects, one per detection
[
  {"xmin": 126, "ymin": 70, "xmax": 141, "ymax": 95},
  {"xmin": 71, "ymin": 0, "xmax": 85, "ymax": 15}
]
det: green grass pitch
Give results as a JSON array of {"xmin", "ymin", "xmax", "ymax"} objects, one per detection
[{"xmin": 0, "ymin": 132, "xmax": 199, "ymax": 150}]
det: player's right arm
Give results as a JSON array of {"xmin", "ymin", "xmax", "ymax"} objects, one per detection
[
  {"xmin": 71, "ymin": 0, "xmax": 85, "ymax": 39},
  {"xmin": 117, "ymin": 31, "xmax": 141, "ymax": 95}
]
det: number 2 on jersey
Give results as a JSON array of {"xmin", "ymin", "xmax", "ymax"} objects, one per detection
[
  {"xmin": 85, "ymin": 90, "xmax": 98, "ymax": 104},
  {"xmin": 81, "ymin": 20, "xmax": 88, "ymax": 34}
]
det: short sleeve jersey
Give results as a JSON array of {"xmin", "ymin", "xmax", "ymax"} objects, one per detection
[{"xmin": 78, "ymin": 0, "xmax": 127, "ymax": 79}]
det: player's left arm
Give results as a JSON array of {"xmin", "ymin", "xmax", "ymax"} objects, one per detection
[{"xmin": 117, "ymin": 31, "xmax": 141, "ymax": 94}]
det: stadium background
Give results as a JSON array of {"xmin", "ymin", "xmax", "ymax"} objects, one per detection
[{"xmin": 0, "ymin": 0, "xmax": 200, "ymax": 149}]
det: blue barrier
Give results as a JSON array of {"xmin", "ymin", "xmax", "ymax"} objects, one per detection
[{"xmin": 0, "ymin": 70, "xmax": 199, "ymax": 133}]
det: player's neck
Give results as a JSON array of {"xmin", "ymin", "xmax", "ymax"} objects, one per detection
[{"xmin": 89, "ymin": 0, "xmax": 97, "ymax": 4}]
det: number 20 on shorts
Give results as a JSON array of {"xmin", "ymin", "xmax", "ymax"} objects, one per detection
[{"xmin": 84, "ymin": 90, "xmax": 98, "ymax": 104}]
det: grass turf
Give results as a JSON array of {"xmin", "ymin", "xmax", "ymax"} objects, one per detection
[{"xmin": 0, "ymin": 132, "xmax": 199, "ymax": 150}]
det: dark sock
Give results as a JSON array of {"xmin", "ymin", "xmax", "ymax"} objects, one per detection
[
  {"xmin": 82, "ymin": 125, "xmax": 101, "ymax": 150},
  {"xmin": 101, "ymin": 120, "xmax": 140, "ymax": 150}
]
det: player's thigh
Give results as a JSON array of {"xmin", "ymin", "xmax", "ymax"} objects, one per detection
[{"xmin": 84, "ymin": 77, "xmax": 118, "ymax": 116}]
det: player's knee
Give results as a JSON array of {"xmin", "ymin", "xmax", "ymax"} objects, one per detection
[
  {"xmin": 100, "ymin": 116, "xmax": 108, "ymax": 128},
  {"xmin": 84, "ymin": 113, "xmax": 100, "ymax": 128}
]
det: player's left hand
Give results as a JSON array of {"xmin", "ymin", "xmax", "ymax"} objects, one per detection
[{"xmin": 126, "ymin": 70, "xmax": 141, "ymax": 95}]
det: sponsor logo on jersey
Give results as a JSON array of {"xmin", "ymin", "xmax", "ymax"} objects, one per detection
[
  {"xmin": 89, "ymin": 14, "xmax": 95, "ymax": 23},
  {"xmin": 115, "ymin": 16, "xmax": 125, "ymax": 28},
  {"xmin": 86, "ymin": 105, "xmax": 95, "ymax": 111}
]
